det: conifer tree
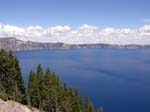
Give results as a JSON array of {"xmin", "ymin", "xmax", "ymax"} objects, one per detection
[
  {"xmin": 14, "ymin": 57, "xmax": 27, "ymax": 104},
  {"xmin": 44, "ymin": 68, "xmax": 55, "ymax": 112},
  {"xmin": 0, "ymin": 49, "xmax": 27, "ymax": 104},
  {"xmin": 28, "ymin": 70, "xmax": 35, "ymax": 105},
  {"xmin": 84, "ymin": 96, "xmax": 95, "ymax": 112},
  {"xmin": 72, "ymin": 88, "xmax": 83, "ymax": 112}
]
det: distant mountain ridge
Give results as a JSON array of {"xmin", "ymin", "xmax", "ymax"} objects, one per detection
[{"xmin": 0, "ymin": 37, "xmax": 150, "ymax": 51}]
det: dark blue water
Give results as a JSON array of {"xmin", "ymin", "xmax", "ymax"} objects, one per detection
[{"xmin": 14, "ymin": 48, "xmax": 150, "ymax": 112}]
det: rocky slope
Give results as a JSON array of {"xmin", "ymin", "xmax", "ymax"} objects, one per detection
[
  {"xmin": 0, "ymin": 37, "xmax": 150, "ymax": 51},
  {"xmin": 0, "ymin": 99, "xmax": 41, "ymax": 112}
]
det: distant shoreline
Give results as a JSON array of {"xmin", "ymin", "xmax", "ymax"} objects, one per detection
[{"xmin": 1, "ymin": 37, "xmax": 150, "ymax": 51}]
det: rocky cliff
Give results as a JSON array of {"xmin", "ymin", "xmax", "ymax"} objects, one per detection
[
  {"xmin": 0, "ymin": 37, "xmax": 150, "ymax": 51},
  {"xmin": 0, "ymin": 99, "xmax": 41, "ymax": 112}
]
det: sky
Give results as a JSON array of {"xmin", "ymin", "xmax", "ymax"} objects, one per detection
[{"xmin": 0, "ymin": 0, "xmax": 150, "ymax": 44}]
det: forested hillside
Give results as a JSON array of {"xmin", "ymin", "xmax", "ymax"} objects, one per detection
[
  {"xmin": 0, "ymin": 49, "xmax": 27, "ymax": 104},
  {"xmin": 0, "ymin": 49, "xmax": 103, "ymax": 112}
]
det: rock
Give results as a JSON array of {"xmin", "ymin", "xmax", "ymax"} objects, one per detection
[
  {"xmin": 0, "ymin": 37, "xmax": 150, "ymax": 51},
  {"xmin": 0, "ymin": 99, "xmax": 41, "ymax": 112}
]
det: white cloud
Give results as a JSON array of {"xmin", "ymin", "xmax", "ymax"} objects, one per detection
[
  {"xmin": 139, "ymin": 25, "xmax": 150, "ymax": 36},
  {"xmin": 79, "ymin": 24, "xmax": 97, "ymax": 32},
  {"xmin": 0, "ymin": 24, "xmax": 25, "ymax": 37},
  {"xmin": 0, "ymin": 24, "xmax": 150, "ymax": 45}
]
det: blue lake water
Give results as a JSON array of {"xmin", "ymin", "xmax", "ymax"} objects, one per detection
[{"xmin": 14, "ymin": 48, "xmax": 150, "ymax": 112}]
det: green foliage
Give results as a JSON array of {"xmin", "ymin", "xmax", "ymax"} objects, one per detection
[
  {"xmin": 84, "ymin": 96, "xmax": 95, "ymax": 112},
  {"xmin": 28, "ymin": 64, "xmax": 99, "ymax": 112},
  {"xmin": 0, "ymin": 49, "xmax": 27, "ymax": 104}
]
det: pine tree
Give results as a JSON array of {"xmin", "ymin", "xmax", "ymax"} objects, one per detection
[
  {"xmin": 36, "ymin": 64, "xmax": 43, "ymax": 109},
  {"xmin": 84, "ymin": 96, "xmax": 95, "ymax": 112},
  {"xmin": 28, "ymin": 70, "xmax": 35, "ymax": 106},
  {"xmin": 0, "ymin": 49, "xmax": 27, "ymax": 104},
  {"xmin": 44, "ymin": 68, "xmax": 55, "ymax": 112},
  {"xmin": 14, "ymin": 57, "xmax": 27, "ymax": 104},
  {"xmin": 72, "ymin": 88, "xmax": 83, "ymax": 112}
]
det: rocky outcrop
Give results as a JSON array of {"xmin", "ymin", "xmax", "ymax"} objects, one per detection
[
  {"xmin": 0, "ymin": 37, "xmax": 150, "ymax": 51},
  {"xmin": 0, "ymin": 99, "xmax": 41, "ymax": 112}
]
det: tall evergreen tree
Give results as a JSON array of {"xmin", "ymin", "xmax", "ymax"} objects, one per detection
[
  {"xmin": 0, "ymin": 49, "xmax": 27, "ymax": 104},
  {"xmin": 84, "ymin": 96, "xmax": 95, "ymax": 112},
  {"xmin": 28, "ymin": 70, "xmax": 35, "ymax": 106},
  {"xmin": 44, "ymin": 68, "xmax": 55, "ymax": 112},
  {"xmin": 14, "ymin": 57, "xmax": 27, "ymax": 104},
  {"xmin": 72, "ymin": 88, "xmax": 83, "ymax": 112}
]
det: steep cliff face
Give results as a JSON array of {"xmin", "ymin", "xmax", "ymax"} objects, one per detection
[
  {"xmin": 0, "ymin": 37, "xmax": 66, "ymax": 51},
  {"xmin": 0, "ymin": 37, "xmax": 150, "ymax": 51},
  {"xmin": 0, "ymin": 99, "xmax": 41, "ymax": 112}
]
